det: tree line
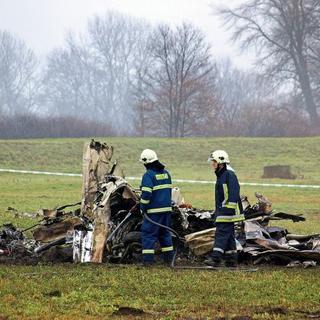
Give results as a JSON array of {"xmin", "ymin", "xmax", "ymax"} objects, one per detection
[{"xmin": 0, "ymin": 1, "xmax": 319, "ymax": 138}]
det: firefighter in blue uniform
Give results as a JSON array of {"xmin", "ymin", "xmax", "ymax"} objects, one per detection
[
  {"xmin": 139, "ymin": 149, "xmax": 174, "ymax": 265},
  {"xmin": 205, "ymin": 150, "xmax": 244, "ymax": 267}
]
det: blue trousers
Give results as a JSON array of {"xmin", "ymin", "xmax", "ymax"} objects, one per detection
[
  {"xmin": 141, "ymin": 212, "xmax": 174, "ymax": 264},
  {"xmin": 212, "ymin": 222, "xmax": 237, "ymax": 263}
]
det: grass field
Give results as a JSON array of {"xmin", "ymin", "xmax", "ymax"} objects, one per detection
[
  {"xmin": 1, "ymin": 136, "xmax": 320, "ymax": 182},
  {"xmin": 0, "ymin": 137, "xmax": 319, "ymax": 319}
]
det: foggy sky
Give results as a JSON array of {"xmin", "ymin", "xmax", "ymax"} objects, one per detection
[{"xmin": 0, "ymin": 0, "xmax": 254, "ymax": 68}]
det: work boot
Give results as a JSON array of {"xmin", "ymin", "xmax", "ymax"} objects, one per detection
[
  {"xmin": 204, "ymin": 258, "xmax": 222, "ymax": 267},
  {"xmin": 224, "ymin": 253, "xmax": 238, "ymax": 268},
  {"xmin": 162, "ymin": 251, "xmax": 174, "ymax": 266}
]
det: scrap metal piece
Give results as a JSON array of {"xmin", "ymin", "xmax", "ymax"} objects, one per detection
[
  {"xmin": 185, "ymin": 228, "xmax": 215, "ymax": 256},
  {"xmin": 286, "ymin": 233, "xmax": 320, "ymax": 241},
  {"xmin": 302, "ymin": 260, "xmax": 317, "ymax": 268},
  {"xmin": 254, "ymin": 250, "xmax": 320, "ymax": 264},
  {"xmin": 309, "ymin": 239, "xmax": 320, "ymax": 252},
  {"xmin": 90, "ymin": 177, "xmax": 139, "ymax": 263},
  {"xmin": 33, "ymin": 217, "xmax": 83, "ymax": 242},
  {"xmin": 254, "ymin": 192, "xmax": 273, "ymax": 213},
  {"xmin": 72, "ymin": 224, "xmax": 94, "ymax": 263},
  {"xmin": 38, "ymin": 209, "xmax": 58, "ymax": 219},
  {"xmin": 273, "ymin": 212, "xmax": 305, "ymax": 222},
  {"xmin": 255, "ymin": 238, "xmax": 297, "ymax": 251},
  {"xmin": 172, "ymin": 187, "xmax": 185, "ymax": 206},
  {"xmin": 244, "ymin": 221, "xmax": 270, "ymax": 240},
  {"xmin": 240, "ymin": 195, "xmax": 251, "ymax": 212}
]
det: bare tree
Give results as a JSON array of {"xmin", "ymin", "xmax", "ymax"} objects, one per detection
[
  {"xmin": 138, "ymin": 23, "xmax": 216, "ymax": 137},
  {"xmin": 43, "ymin": 33, "xmax": 98, "ymax": 119},
  {"xmin": 43, "ymin": 12, "xmax": 151, "ymax": 133},
  {"xmin": 0, "ymin": 30, "xmax": 39, "ymax": 115},
  {"xmin": 131, "ymin": 27, "xmax": 153, "ymax": 137},
  {"xmin": 88, "ymin": 12, "xmax": 150, "ymax": 131},
  {"xmin": 216, "ymin": 0, "xmax": 320, "ymax": 127},
  {"xmin": 213, "ymin": 58, "xmax": 273, "ymax": 134}
]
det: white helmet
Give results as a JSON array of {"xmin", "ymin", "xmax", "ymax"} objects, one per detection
[
  {"xmin": 139, "ymin": 149, "xmax": 158, "ymax": 164},
  {"xmin": 208, "ymin": 150, "xmax": 230, "ymax": 164}
]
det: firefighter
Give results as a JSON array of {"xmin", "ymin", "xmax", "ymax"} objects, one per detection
[
  {"xmin": 139, "ymin": 149, "xmax": 174, "ymax": 265},
  {"xmin": 205, "ymin": 150, "xmax": 244, "ymax": 267}
]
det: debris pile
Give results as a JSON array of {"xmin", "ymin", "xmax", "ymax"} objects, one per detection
[
  {"xmin": 1, "ymin": 176, "xmax": 319, "ymax": 267},
  {"xmin": 1, "ymin": 140, "xmax": 319, "ymax": 267}
]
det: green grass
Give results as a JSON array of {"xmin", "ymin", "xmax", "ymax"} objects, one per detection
[
  {"xmin": 0, "ymin": 265, "xmax": 320, "ymax": 320},
  {"xmin": 0, "ymin": 137, "xmax": 320, "ymax": 319},
  {"xmin": 1, "ymin": 136, "xmax": 320, "ymax": 183},
  {"xmin": 0, "ymin": 173, "xmax": 318, "ymax": 234}
]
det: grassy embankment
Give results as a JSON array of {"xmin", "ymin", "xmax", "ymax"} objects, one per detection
[{"xmin": 0, "ymin": 137, "xmax": 319, "ymax": 319}]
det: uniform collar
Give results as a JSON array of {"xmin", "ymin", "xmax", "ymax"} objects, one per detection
[{"xmin": 215, "ymin": 164, "xmax": 227, "ymax": 177}]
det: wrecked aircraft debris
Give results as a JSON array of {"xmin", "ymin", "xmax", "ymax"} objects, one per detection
[
  {"xmin": 0, "ymin": 140, "xmax": 319, "ymax": 268},
  {"xmin": 1, "ymin": 179, "xmax": 319, "ymax": 267}
]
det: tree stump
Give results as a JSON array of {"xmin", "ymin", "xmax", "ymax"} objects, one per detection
[{"xmin": 262, "ymin": 165, "xmax": 296, "ymax": 179}]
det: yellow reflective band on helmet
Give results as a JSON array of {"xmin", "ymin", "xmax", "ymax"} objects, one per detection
[
  {"xmin": 147, "ymin": 207, "xmax": 172, "ymax": 214},
  {"xmin": 216, "ymin": 214, "xmax": 245, "ymax": 222},
  {"xmin": 142, "ymin": 249, "xmax": 155, "ymax": 254},
  {"xmin": 140, "ymin": 199, "xmax": 150, "ymax": 204},
  {"xmin": 153, "ymin": 184, "xmax": 172, "ymax": 190},
  {"xmin": 155, "ymin": 173, "xmax": 168, "ymax": 180},
  {"xmin": 161, "ymin": 246, "xmax": 174, "ymax": 252},
  {"xmin": 141, "ymin": 186, "xmax": 153, "ymax": 192}
]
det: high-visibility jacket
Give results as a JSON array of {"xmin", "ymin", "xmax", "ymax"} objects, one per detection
[
  {"xmin": 215, "ymin": 165, "xmax": 244, "ymax": 223},
  {"xmin": 140, "ymin": 168, "xmax": 172, "ymax": 214}
]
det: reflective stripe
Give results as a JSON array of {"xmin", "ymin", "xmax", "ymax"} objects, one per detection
[
  {"xmin": 141, "ymin": 186, "xmax": 152, "ymax": 192},
  {"xmin": 225, "ymin": 250, "xmax": 237, "ymax": 254},
  {"xmin": 213, "ymin": 247, "xmax": 224, "ymax": 253},
  {"xmin": 142, "ymin": 249, "xmax": 155, "ymax": 254},
  {"xmin": 161, "ymin": 246, "xmax": 174, "ymax": 252},
  {"xmin": 147, "ymin": 207, "xmax": 172, "ymax": 214},
  {"xmin": 216, "ymin": 214, "xmax": 245, "ymax": 222},
  {"xmin": 155, "ymin": 173, "xmax": 168, "ymax": 180},
  {"xmin": 153, "ymin": 184, "xmax": 172, "ymax": 190},
  {"xmin": 223, "ymin": 183, "xmax": 228, "ymax": 203},
  {"xmin": 224, "ymin": 203, "xmax": 237, "ymax": 209},
  {"xmin": 140, "ymin": 199, "xmax": 150, "ymax": 204}
]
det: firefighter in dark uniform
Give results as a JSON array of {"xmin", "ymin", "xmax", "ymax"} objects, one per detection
[
  {"xmin": 139, "ymin": 149, "xmax": 174, "ymax": 265},
  {"xmin": 205, "ymin": 150, "xmax": 244, "ymax": 267}
]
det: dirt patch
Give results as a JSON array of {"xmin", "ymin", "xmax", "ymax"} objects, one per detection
[
  {"xmin": 254, "ymin": 306, "xmax": 288, "ymax": 315},
  {"xmin": 215, "ymin": 316, "xmax": 252, "ymax": 320},
  {"xmin": 43, "ymin": 290, "xmax": 62, "ymax": 297},
  {"xmin": 177, "ymin": 317, "xmax": 207, "ymax": 320},
  {"xmin": 113, "ymin": 306, "xmax": 146, "ymax": 316},
  {"xmin": 0, "ymin": 248, "xmax": 39, "ymax": 265},
  {"xmin": 294, "ymin": 310, "xmax": 320, "ymax": 319}
]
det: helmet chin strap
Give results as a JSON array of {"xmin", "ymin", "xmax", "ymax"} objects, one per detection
[{"xmin": 217, "ymin": 163, "xmax": 226, "ymax": 171}]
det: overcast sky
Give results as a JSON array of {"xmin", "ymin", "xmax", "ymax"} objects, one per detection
[{"xmin": 0, "ymin": 0, "xmax": 254, "ymax": 68}]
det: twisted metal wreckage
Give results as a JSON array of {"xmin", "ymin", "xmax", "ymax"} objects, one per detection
[{"xmin": 1, "ymin": 140, "xmax": 319, "ymax": 268}]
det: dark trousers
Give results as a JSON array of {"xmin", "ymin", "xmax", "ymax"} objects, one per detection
[
  {"xmin": 212, "ymin": 222, "xmax": 237, "ymax": 263},
  {"xmin": 141, "ymin": 212, "xmax": 173, "ymax": 264}
]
